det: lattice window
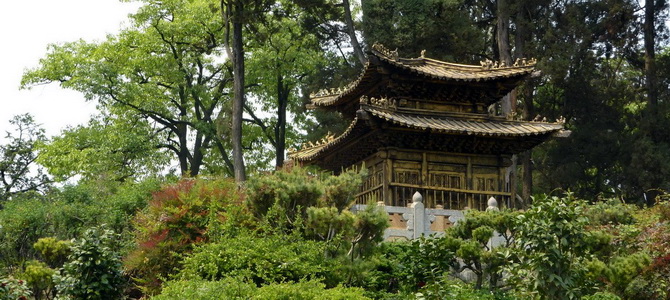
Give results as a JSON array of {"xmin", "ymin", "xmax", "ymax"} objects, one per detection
[
  {"xmin": 394, "ymin": 169, "xmax": 420, "ymax": 185},
  {"xmin": 428, "ymin": 172, "xmax": 463, "ymax": 189},
  {"xmin": 475, "ymin": 176, "xmax": 497, "ymax": 192}
]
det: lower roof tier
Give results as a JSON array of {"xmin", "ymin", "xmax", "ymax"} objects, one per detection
[{"xmin": 289, "ymin": 107, "xmax": 566, "ymax": 171}]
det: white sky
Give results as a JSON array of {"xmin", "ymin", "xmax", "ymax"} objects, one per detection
[{"xmin": 0, "ymin": 0, "xmax": 140, "ymax": 138}]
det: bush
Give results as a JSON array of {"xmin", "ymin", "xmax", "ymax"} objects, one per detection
[
  {"xmin": 22, "ymin": 260, "xmax": 55, "ymax": 300},
  {"xmin": 417, "ymin": 278, "xmax": 514, "ymax": 300},
  {"xmin": 585, "ymin": 199, "xmax": 636, "ymax": 226},
  {"xmin": 178, "ymin": 235, "xmax": 331, "ymax": 286},
  {"xmin": 33, "ymin": 237, "xmax": 71, "ymax": 268},
  {"xmin": 246, "ymin": 167, "xmax": 324, "ymax": 225},
  {"xmin": 0, "ymin": 178, "xmax": 162, "ymax": 268},
  {"xmin": 581, "ymin": 292, "xmax": 622, "ymax": 300},
  {"xmin": 154, "ymin": 278, "xmax": 370, "ymax": 300},
  {"xmin": 124, "ymin": 177, "xmax": 245, "ymax": 294},
  {"xmin": 508, "ymin": 193, "xmax": 595, "ymax": 299},
  {"xmin": 54, "ymin": 226, "xmax": 124, "ymax": 300},
  {"xmin": 0, "ymin": 276, "xmax": 31, "ymax": 300}
]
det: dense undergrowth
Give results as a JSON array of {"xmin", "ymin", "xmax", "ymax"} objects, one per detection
[{"xmin": 1, "ymin": 167, "xmax": 669, "ymax": 299}]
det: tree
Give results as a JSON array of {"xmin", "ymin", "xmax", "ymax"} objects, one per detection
[
  {"xmin": 342, "ymin": 0, "xmax": 366, "ymax": 65},
  {"xmin": 23, "ymin": 0, "xmax": 235, "ymax": 177},
  {"xmin": 37, "ymin": 112, "xmax": 169, "ymax": 182},
  {"xmin": 0, "ymin": 114, "xmax": 50, "ymax": 204},
  {"xmin": 246, "ymin": 1, "xmax": 326, "ymax": 169},
  {"xmin": 361, "ymin": 0, "xmax": 485, "ymax": 62}
]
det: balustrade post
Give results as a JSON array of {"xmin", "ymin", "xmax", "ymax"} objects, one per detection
[{"xmin": 411, "ymin": 191, "xmax": 425, "ymax": 239}]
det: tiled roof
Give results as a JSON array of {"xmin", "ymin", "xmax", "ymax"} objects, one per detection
[
  {"xmin": 371, "ymin": 44, "xmax": 536, "ymax": 82},
  {"xmin": 289, "ymin": 108, "xmax": 564, "ymax": 161},
  {"xmin": 309, "ymin": 44, "xmax": 536, "ymax": 108},
  {"xmin": 366, "ymin": 108, "xmax": 564, "ymax": 137}
]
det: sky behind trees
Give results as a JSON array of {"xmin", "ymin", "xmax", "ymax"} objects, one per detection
[{"xmin": 0, "ymin": 0, "xmax": 139, "ymax": 138}]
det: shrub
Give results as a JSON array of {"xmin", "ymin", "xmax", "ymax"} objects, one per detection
[
  {"xmin": 124, "ymin": 177, "xmax": 245, "ymax": 294},
  {"xmin": 33, "ymin": 237, "xmax": 71, "ymax": 268},
  {"xmin": 178, "ymin": 235, "xmax": 331, "ymax": 286},
  {"xmin": 585, "ymin": 199, "xmax": 636, "ymax": 226},
  {"xmin": 508, "ymin": 193, "xmax": 595, "ymax": 299},
  {"xmin": 154, "ymin": 278, "xmax": 370, "ymax": 300},
  {"xmin": 0, "ymin": 276, "xmax": 31, "ymax": 300},
  {"xmin": 417, "ymin": 278, "xmax": 514, "ymax": 300},
  {"xmin": 246, "ymin": 167, "xmax": 324, "ymax": 225},
  {"xmin": 54, "ymin": 226, "xmax": 124, "ymax": 300},
  {"xmin": 22, "ymin": 260, "xmax": 55, "ymax": 300},
  {"xmin": 581, "ymin": 292, "xmax": 622, "ymax": 300}
]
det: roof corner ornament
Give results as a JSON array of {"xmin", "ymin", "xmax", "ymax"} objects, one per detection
[
  {"xmin": 480, "ymin": 59, "xmax": 494, "ymax": 69},
  {"xmin": 360, "ymin": 95, "xmax": 369, "ymax": 104},
  {"xmin": 371, "ymin": 43, "xmax": 399, "ymax": 60},
  {"xmin": 556, "ymin": 116, "xmax": 566, "ymax": 124},
  {"xmin": 420, "ymin": 49, "xmax": 426, "ymax": 58}
]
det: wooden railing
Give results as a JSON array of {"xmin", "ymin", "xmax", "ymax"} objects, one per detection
[{"xmin": 355, "ymin": 183, "xmax": 512, "ymax": 210}]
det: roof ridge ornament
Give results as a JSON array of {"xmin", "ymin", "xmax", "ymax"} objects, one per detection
[
  {"xmin": 371, "ymin": 43, "xmax": 399, "ymax": 61},
  {"xmin": 480, "ymin": 57, "xmax": 537, "ymax": 70}
]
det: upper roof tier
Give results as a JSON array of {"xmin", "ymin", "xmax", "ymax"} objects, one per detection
[{"xmin": 309, "ymin": 43, "xmax": 537, "ymax": 117}]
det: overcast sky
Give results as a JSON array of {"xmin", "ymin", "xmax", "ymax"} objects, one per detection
[{"xmin": 0, "ymin": 0, "xmax": 140, "ymax": 138}]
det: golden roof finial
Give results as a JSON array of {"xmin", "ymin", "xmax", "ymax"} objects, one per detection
[{"xmin": 420, "ymin": 49, "xmax": 426, "ymax": 58}]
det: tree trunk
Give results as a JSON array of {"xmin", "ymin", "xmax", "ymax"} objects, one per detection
[
  {"xmin": 644, "ymin": 0, "xmax": 657, "ymax": 111},
  {"xmin": 343, "ymin": 0, "xmax": 366, "ymax": 65},
  {"xmin": 497, "ymin": 0, "xmax": 517, "ymax": 206},
  {"xmin": 275, "ymin": 73, "xmax": 288, "ymax": 169},
  {"xmin": 516, "ymin": 0, "xmax": 533, "ymax": 206},
  {"xmin": 497, "ymin": 0, "xmax": 514, "ymax": 117},
  {"xmin": 232, "ymin": 1, "xmax": 246, "ymax": 183}
]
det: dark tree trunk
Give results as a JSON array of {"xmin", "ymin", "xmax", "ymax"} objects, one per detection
[
  {"xmin": 516, "ymin": 0, "xmax": 533, "ymax": 205},
  {"xmin": 275, "ymin": 73, "xmax": 288, "ymax": 169},
  {"xmin": 497, "ymin": 0, "xmax": 514, "ymax": 117},
  {"xmin": 232, "ymin": 2, "xmax": 246, "ymax": 183},
  {"xmin": 644, "ymin": 0, "xmax": 657, "ymax": 111},
  {"xmin": 497, "ymin": 0, "xmax": 517, "ymax": 205},
  {"xmin": 343, "ymin": 0, "xmax": 366, "ymax": 65}
]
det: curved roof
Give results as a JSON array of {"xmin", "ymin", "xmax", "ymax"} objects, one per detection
[
  {"xmin": 289, "ymin": 106, "xmax": 565, "ymax": 163},
  {"xmin": 309, "ymin": 43, "xmax": 537, "ymax": 109},
  {"xmin": 366, "ymin": 108, "xmax": 563, "ymax": 137}
]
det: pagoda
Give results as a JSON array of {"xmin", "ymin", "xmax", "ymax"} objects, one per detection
[{"xmin": 289, "ymin": 44, "xmax": 567, "ymax": 210}]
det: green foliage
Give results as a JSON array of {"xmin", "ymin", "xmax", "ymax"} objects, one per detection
[
  {"xmin": 394, "ymin": 237, "xmax": 458, "ymax": 293},
  {"xmin": 33, "ymin": 238, "xmax": 71, "ymax": 268},
  {"xmin": 251, "ymin": 280, "xmax": 370, "ymax": 300},
  {"xmin": 154, "ymin": 277, "xmax": 370, "ymax": 300},
  {"xmin": 361, "ymin": 0, "xmax": 485, "ymax": 62},
  {"xmin": 581, "ymin": 292, "xmax": 622, "ymax": 300},
  {"xmin": 21, "ymin": 260, "xmax": 55, "ymax": 300},
  {"xmin": 0, "ymin": 276, "xmax": 31, "ymax": 300},
  {"xmin": 509, "ymin": 193, "xmax": 595, "ymax": 299},
  {"xmin": 606, "ymin": 252, "xmax": 651, "ymax": 296},
  {"xmin": 178, "ymin": 234, "xmax": 330, "ymax": 286},
  {"xmin": 320, "ymin": 168, "xmax": 366, "ymax": 211},
  {"xmin": 417, "ymin": 277, "xmax": 514, "ymax": 300},
  {"xmin": 246, "ymin": 167, "xmax": 324, "ymax": 222},
  {"xmin": 125, "ymin": 177, "xmax": 245, "ymax": 294},
  {"xmin": 37, "ymin": 113, "xmax": 169, "ymax": 182},
  {"xmin": 0, "ymin": 114, "xmax": 50, "ymax": 204},
  {"xmin": 54, "ymin": 226, "xmax": 124, "ymax": 300},
  {"xmin": 22, "ymin": 0, "xmax": 241, "ymax": 176},
  {"xmin": 585, "ymin": 199, "xmax": 636, "ymax": 226},
  {"xmin": 247, "ymin": 167, "xmax": 370, "ymax": 235},
  {"xmin": 0, "ymin": 177, "xmax": 161, "ymax": 268}
]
